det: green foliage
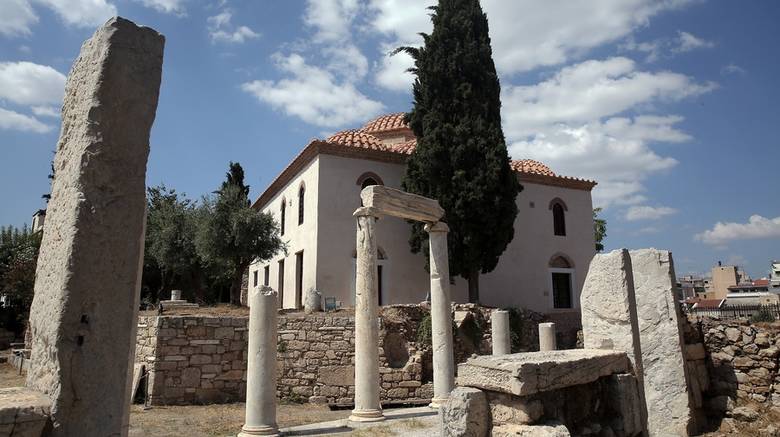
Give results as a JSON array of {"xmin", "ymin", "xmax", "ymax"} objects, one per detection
[
  {"xmin": 195, "ymin": 162, "xmax": 285, "ymax": 305},
  {"xmin": 144, "ymin": 185, "xmax": 202, "ymax": 302},
  {"xmin": 0, "ymin": 225, "xmax": 41, "ymax": 334},
  {"xmin": 506, "ymin": 308, "xmax": 525, "ymax": 353},
  {"xmin": 277, "ymin": 340, "xmax": 288, "ymax": 353},
  {"xmin": 751, "ymin": 308, "xmax": 776, "ymax": 323},
  {"xmin": 416, "ymin": 313, "xmax": 433, "ymax": 347},
  {"xmin": 593, "ymin": 208, "xmax": 607, "ymax": 252},
  {"xmin": 398, "ymin": 0, "xmax": 521, "ymax": 303}
]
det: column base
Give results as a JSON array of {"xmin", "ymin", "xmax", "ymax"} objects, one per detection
[
  {"xmin": 238, "ymin": 424, "xmax": 280, "ymax": 437},
  {"xmin": 349, "ymin": 408, "xmax": 386, "ymax": 422},
  {"xmin": 429, "ymin": 397, "xmax": 449, "ymax": 409}
]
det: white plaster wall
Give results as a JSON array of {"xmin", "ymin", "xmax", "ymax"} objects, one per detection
[
  {"xmin": 250, "ymin": 157, "xmax": 320, "ymax": 309},
  {"xmin": 253, "ymin": 153, "xmax": 595, "ymax": 315},
  {"xmin": 314, "ymin": 154, "xmax": 464, "ymax": 306},
  {"xmin": 479, "ymin": 183, "xmax": 596, "ymax": 314}
]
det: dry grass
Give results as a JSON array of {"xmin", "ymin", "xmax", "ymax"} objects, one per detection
[
  {"xmin": 0, "ymin": 361, "xmax": 26, "ymax": 388},
  {"xmin": 129, "ymin": 403, "xmax": 349, "ymax": 437}
]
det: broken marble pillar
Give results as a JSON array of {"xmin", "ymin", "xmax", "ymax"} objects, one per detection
[
  {"xmin": 580, "ymin": 249, "xmax": 647, "ymax": 434},
  {"xmin": 240, "ymin": 286, "xmax": 279, "ymax": 437},
  {"xmin": 440, "ymin": 387, "xmax": 489, "ymax": 437},
  {"xmin": 492, "ymin": 310, "xmax": 511, "ymax": 356},
  {"xmin": 457, "ymin": 350, "xmax": 630, "ymax": 397},
  {"xmin": 303, "ymin": 288, "xmax": 321, "ymax": 314},
  {"xmin": 581, "ymin": 249, "xmax": 643, "ymax": 370},
  {"xmin": 538, "ymin": 323, "xmax": 557, "ymax": 352},
  {"xmin": 630, "ymin": 249, "xmax": 694, "ymax": 436},
  {"xmin": 25, "ymin": 17, "xmax": 164, "ymax": 437},
  {"xmin": 426, "ymin": 222, "xmax": 455, "ymax": 407},
  {"xmin": 349, "ymin": 207, "xmax": 384, "ymax": 422}
]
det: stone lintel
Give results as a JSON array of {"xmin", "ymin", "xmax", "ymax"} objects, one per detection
[
  {"xmin": 360, "ymin": 186, "xmax": 443, "ymax": 223},
  {"xmin": 424, "ymin": 222, "xmax": 449, "ymax": 233},
  {"xmin": 353, "ymin": 206, "xmax": 382, "ymax": 218},
  {"xmin": 457, "ymin": 349, "xmax": 629, "ymax": 397}
]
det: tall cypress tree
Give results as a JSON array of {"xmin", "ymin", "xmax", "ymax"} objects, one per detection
[{"xmin": 399, "ymin": 0, "xmax": 520, "ymax": 303}]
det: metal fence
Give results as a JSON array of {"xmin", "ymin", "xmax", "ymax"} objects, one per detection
[{"xmin": 683, "ymin": 303, "xmax": 780, "ymax": 320}]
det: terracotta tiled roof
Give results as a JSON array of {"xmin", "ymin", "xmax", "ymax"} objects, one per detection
[
  {"xmin": 392, "ymin": 139, "xmax": 417, "ymax": 155},
  {"xmin": 755, "ymin": 279, "xmax": 770, "ymax": 287},
  {"xmin": 361, "ymin": 113, "xmax": 410, "ymax": 134},
  {"xmin": 694, "ymin": 299, "xmax": 725, "ymax": 309},
  {"xmin": 510, "ymin": 159, "xmax": 555, "ymax": 177},
  {"xmin": 326, "ymin": 130, "xmax": 387, "ymax": 150},
  {"xmin": 252, "ymin": 114, "xmax": 598, "ymax": 209}
]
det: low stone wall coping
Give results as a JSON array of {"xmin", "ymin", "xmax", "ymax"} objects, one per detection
[
  {"xmin": 457, "ymin": 349, "xmax": 630, "ymax": 396},
  {"xmin": 0, "ymin": 387, "xmax": 50, "ymax": 435}
]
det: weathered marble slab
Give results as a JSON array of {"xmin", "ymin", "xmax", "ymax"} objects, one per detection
[
  {"xmin": 457, "ymin": 349, "xmax": 629, "ymax": 397},
  {"xmin": 25, "ymin": 17, "xmax": 164, "ymax": 437},
  {"xmin": 630, "ymin": 248, "xmax": 693, "ymax": 436},
  {"xmin": 360, "ymin": 185, "xmax": 444, "ymax": 223}
]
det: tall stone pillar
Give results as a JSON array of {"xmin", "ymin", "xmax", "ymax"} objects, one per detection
[
  {"xmin": 349, "ymin": 207, "xmax": 385, "ymax": 422},
  {"xmin": 25, "ymin": 17, "xmax": 164, "ymax": 437},
  {"xmin": 240, "ymin": 286, "xmax": 279, "ymax": 437},
  {"xmin": 491, "ymin": 310, "xmax": 511, "ymax": 356},
  {"xmin": 538, "ymin": 322, "xmax": 557, "ymax": 351},
  {"xmin": 426, "ymin": 222, "xmax": 455, "ymax": 408}
]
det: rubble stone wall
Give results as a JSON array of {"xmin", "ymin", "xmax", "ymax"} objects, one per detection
[
  {"xmin": 135, "ymin": 304, "xmax": 551, "ymax": 406},
  {"xmin": 699, "ymin": 319, "xmax": 780, "ymax": 406}
]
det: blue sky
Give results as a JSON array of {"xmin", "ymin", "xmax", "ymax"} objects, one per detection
[{"xmin": 1, "ymin": 0, "xmax": 778, "ymax": 279}]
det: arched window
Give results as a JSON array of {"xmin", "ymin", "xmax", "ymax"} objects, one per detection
[
  {"xmin": 549, "ymin": 254, "xmax": 574, "ymax": 309},
  {"xmin": 280, "ymin": 199, "xmax": 286, "ymax": 236},
  {"xmin": 361, "ymin": 177, "xmax": 379, "ymax": 190},
  {"xmin": 356, "ymin": 172, "xmax": 384, "ymax": 188},
  {"xmin": 549, "ymin": 198, "xmax": 567, "ymax": 236},
  {"xmin": 298, "ymin": 184, "xmax": 305, "ymax": 225},
  {"xmin": 357, "ymin": 172, "xmax": 384, "ymax": 206}
]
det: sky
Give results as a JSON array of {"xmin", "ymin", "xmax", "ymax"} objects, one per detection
[{"xmin": 0, "ymin": 0, "xmax": 778, "ymax": 279}]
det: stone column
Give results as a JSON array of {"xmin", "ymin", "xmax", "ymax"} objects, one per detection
[
  {"xmin": 170, "ymin": 289, "xmax": 182, "ymax": 301},
  {"xmin": 349, "ymin": 207, "xmax": 385, "ymax": 422},
  {"xmin": 25, "ymin": 17, "xmax": 164, "ymax": 437},
  {"xmin": 426, "ymin": 222, "xmax": 455, "ymax": 408},
  {"xmin": 240, "ymin": 286, "xmax": 279, "ymax": 437},
  {"xmin": 538, "ymin": 322, "xmax": 557, "ymax": 351},
  {"xmin": 491, "ymin": 310, "xmax": 511, "ymax": 356}
]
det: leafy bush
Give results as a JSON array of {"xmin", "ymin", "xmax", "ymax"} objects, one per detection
[
  {"xmin": 416, "ymin": 313, "xmax": 432, "ymax": 347},
  {"xmin": 751, "ymin": 309, "xmax": 776, "ymax": 323},
  {"xmin": 506, "ymin": 308, "xmax": 526, "ymax": 353}
]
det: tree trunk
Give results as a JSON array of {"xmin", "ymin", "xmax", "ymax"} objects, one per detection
[
  {"xmin": 229, "ymin": 263, "xmax": 247, "ymax": 306},
  {"xmin": 229, "ymin": 269, "xmax": 242, "ymax": 306},
  {"xmin": 468, "ymin": 268, "xmax": 480, "ymax": 304}
]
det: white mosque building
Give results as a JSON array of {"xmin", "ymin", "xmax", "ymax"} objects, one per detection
[{"xmin": 249, "ymin": 113, "xmax": 597, "ymax": 325}]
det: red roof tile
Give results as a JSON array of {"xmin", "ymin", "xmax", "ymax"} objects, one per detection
[
  {"xmin": 510, "ymin": 159, "xmax": 555, "ymax": 177},
  {"xmin": 755, "ymin": 279, "xmax": 770, "ymax": 286},
  {"xmin": 326, "ymin": 130, "xmax": 387, "ymax": 150},
  {"xmin": 361, "ymin": 113, "xmax": 410, "ymax": 134},
  {"xmin": 694, "ymin": 299, "xmax": 725, "ymax": 309}
]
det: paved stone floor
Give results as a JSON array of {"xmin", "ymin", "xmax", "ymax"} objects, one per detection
[{"xmin": 282, "ymin": 406, "xmax": 440, "ymax": 437}]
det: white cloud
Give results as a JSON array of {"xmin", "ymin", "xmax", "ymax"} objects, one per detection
[
  {"xmin": 625, "ymin": 205, "xmax": 677, "ymax": 221},
  {"xmin": 241, "ymin": 53, "xmax": 384, "ymax": 128},
  {"xmin": 137, "ymin": 0, "xmax": 186, "ymax": 15},
  {"xmin": 695, "ymin": 215, "xmax": 780, "ymax": 246},
  {"xmin": 207, "ymin": 10, "xmax": 260, "ymax": 44},
  {"xmin": 0, "ymin": 107, "xmax": 51, "ymax": 133},
  {"xmin": 0, "ymin": 61, "xmax": 66, "ymax": 106},
  {"xmin": 31, "ymin": 105, "xmax": 59, "ymax": 118},
  {"xmin": 502, "ymin": 57, "xmax": 714, "ymax": 136},
  {"xmin": 0, "ymin": 0, "xmax": 38, "ymax": 37},
  {"xmin": 721, "ymin": 63, "xmax": 747, "ymax": 76},
  {"xmin": 502, "ymin": 57, "xmax": 714, "ymax": 206},
  {"xmin": 674, "ymin": 31, "xmax": 714, "ymax": 53},
  {"xmin": 34, "ymin": 0, "xmax": 117, "ymax": 28},
  {"xmin": 369, "ymin": 0, "xmax": 697, "ymax": 89},
  {"xmin": 375, "ymin": 45, "xmax": 415, "ymax": 92},
  {"xmin": 304, "ymin": 0, "xmax": 360, "ymax": 44}
]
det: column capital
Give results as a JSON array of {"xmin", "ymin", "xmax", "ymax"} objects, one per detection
[
  {"xmin": 424, "ymin": 221, "xmax": 449, "ymax": 233},
  {"xmin": 353, "ymin": 206, "xmax": 382, "ymax": 218}
]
